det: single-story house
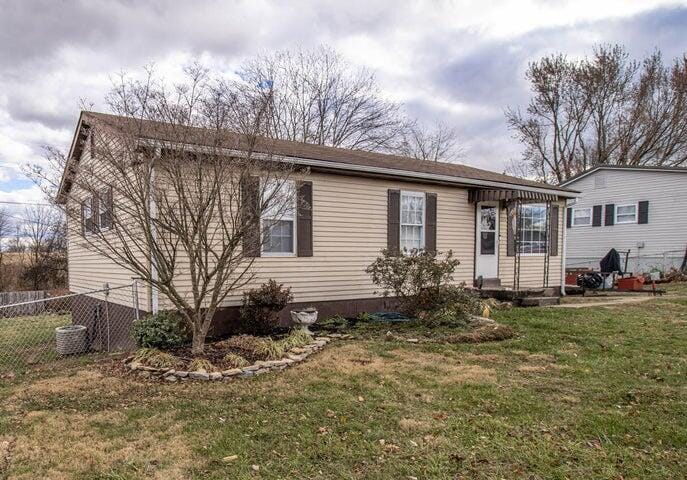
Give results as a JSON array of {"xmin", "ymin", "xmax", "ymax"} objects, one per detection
[
  {"xmin": 560, "ymin": 165, "xmax": 687, "ymax": 274},
  {"xmin": 57, "ymin": 111, "xmax": 577, "ymax": 334}
]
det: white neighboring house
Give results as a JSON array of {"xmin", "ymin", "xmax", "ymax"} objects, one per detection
[{"xmin": 560, "ymin": 166, "xmax": 687, "ymax": 274}]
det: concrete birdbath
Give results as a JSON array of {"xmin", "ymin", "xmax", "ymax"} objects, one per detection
[{"xmin": 290, "ymin": 307, "xmax": 318, "ymax": 335}]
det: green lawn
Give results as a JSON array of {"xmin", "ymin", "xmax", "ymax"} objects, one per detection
[
  {"xmin": 1, "ymin": 286, "xmax": 686, "ymax": 479},
  {"xmin": 0, "ymin": 313, "xmax": 70, "ymax": 372}
]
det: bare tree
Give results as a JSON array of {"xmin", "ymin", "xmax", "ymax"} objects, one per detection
[
  {"xmin": 32, "ymin": 65, "xmax": 300, "ymax": 354},
  {"xmin": 21, "ymin": 206, "xmax": 66, "ymax": 291},
  {"xmin": 399, "ymin": 121, "xmax": 462, "ymax": 162},
  {"xmin": 507, "ymin": 45, "xmax": 687, "ymax": 183},
  {"xmin": 236, "ymin": 46, "xmax": 409, "ymax": 152}
]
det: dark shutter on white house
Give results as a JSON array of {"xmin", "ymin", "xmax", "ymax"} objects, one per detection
[
  {"xmin": 605, "ymin": 204, "xmax": 615, "ymax": 226},
  {"xmin": 592, "ymin": 205, "xmax": 602, "ymax": 227},
  {"xmin": 549, "ymin": 205, "xmax": 559, "ymax": 256},
  {"xmin": 241, "ymin": 176, "xmax": 261, "ymax": 257},
  {"xmin": 566, "ymin": 207, "xmax": 572, "ymax": 229},
  {"xmin": 638, "ymin": 201, "xmax": 649, "ymax": 224},
  {"xmin": 425, "ymin": 193, "xmax": 437, "ymax": 252},
  {"xmin": 296, "ymin": 181, "xmax": 313, "ymax": 257},
  {"xmin": 387, "ymin": 190, "xmax": 400, "ymax": 253}
]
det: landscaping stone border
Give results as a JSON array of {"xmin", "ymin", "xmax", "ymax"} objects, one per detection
[{"xmin": 124, "ymin": 334, "xmax": 350, "ymax": 382}]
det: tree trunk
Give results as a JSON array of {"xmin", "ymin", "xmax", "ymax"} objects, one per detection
[{"xmin": 191, "ymin": 329, "xmax": 207, "ymax": 355}]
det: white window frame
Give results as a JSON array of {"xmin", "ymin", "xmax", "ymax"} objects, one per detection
[
  {"xmin": 615, "ymin": 203, "xmax": 638, "ymax": 225},
  {"xmin": 518, "ymin": 203, "xmax": 549, "ymax": 256},
  {"xmin": 400, "ymin": 190, "xmax": 426, "ymax": 251},
  {"xmin": 571, "ymin": 207, "xmax": 592, "ymax": 227},
  {"xmin": 260, "ymin": 179, "xmax": 297, "ymax": 257}
]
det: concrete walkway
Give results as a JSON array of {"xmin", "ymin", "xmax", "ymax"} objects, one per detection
[{"xmin": 551, "ymin": 295, "xmax": 662, "ymax": 308}]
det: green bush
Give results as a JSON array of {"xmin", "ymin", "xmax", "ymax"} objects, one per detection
[
  {"xmin": 366, "ymin": 248, "xmax": 460, "ymax": 316},
  {"xmin": 239, "ymin": 280, "xmax": 293, "ymax": 335},
  {"xmin": 132, "ymin": 311, "xmax": 188, "ymax": 349}
]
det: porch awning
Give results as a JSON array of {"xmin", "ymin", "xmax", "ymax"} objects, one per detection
[{"xmin": 468, "ymin": 189, "xmax": 559, "ymax": 203}]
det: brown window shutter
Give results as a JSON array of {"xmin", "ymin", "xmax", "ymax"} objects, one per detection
[
  {"xmin": 296, "ymin": 181, "xmax": 313, "ymax": 257},
  {"xmin": 638, "ymin": 201, "xmax": 649, "ymax": 224},
  {"xmin": 566, "ymin": 207, "xmax": 572, "ymax": 228},
  {"xmin": 549, "ymin": 205, "xmax": 559, "ymax": 256},
  {"xmin": 241, "ymin": 176, "xmax": 261, "ymax": 257},
  {"xmin": 387, "ymin": 190, "xmax": 400, "ymax": 253},
  {"xmin": 81, "ymin": 202, "xmax": 86, "ymax": 235},
  {"xmin": 592, "ymin": 205, "xmax": 602, "ymax": 227},
  {"xmin": 91, "ymin": 195, "xmax": 98, "ymax": 233},
  {"xmin": 425, "ymin": 193, "xmax": 437, "ymax": 252},
  {"xmin": 507, "ymin": 202, "xmax": 516, "ymax": 256},
  {"xmin": 605, "ymin": 204, "xmax": 615, "ymax": 226}
]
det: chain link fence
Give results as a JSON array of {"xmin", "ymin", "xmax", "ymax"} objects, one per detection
[{"xmin": 0, "ymin": 282, "xmax": 142, "ymax": 376}]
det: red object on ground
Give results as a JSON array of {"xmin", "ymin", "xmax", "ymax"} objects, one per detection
[
  {"xmin": 565, "ymin": 273, "xmax": 578, "ymax": 285},
  {"xmin": 617, "ymin": 276, "xmax": 645, "ymax": 290}
]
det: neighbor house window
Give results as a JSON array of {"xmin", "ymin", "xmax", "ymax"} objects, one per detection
[
  {"xmin": 261, "ymin": 179, "xmax": 296, "ymax": 255},
  {"xmin": 519, "ymin": 203, "xmax": 548, "ymax": 254},
  {"xmin": 572, "ymin": 207, "xmax": 592, "ymax": 227},
  {"xmin": 400, "ymin": 191, "xmax": 425, "ymax": 251},
  {"xmin": 615, "ymin": 204, "xmax": 637, "ymax": 224}
]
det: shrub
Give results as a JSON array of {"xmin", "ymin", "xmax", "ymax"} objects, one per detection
[
  {"xmin": 280, "ymin": 329, "xmax": 312, "ymax": 350},
  {"xmin": 223, "ymin": 353, "xmax": 249, "ymax": 368},
  {"xmin": 366, "ymin": 249, "xmax": 460, "ymax": 316},
  {"xmin": 239, "ymin": 280, "xmax": 293, "ymax": 334},
  {"xmin": 188, "ymin": 358, "xmax": 216, "ymax": 372},
  {"xmin": 255, "ymin": 338, "xmax": 286, "ymax": 360},
  {"xmin": 133, "ymin": 348, "xmax": 182, "ymax": 369},
  {"xmin": 132, "ymin": 311, "xmax": 188, "ymax": 349}
]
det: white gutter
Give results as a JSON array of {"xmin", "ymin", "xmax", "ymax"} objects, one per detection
[{"xmin": 139, "ymin": 138, "xmax": 578, "ymax": 198}]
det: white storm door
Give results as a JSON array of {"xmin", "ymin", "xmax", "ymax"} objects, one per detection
[{"xmin": 476, "ymin": 202, "xmax": 499, "ymax": 279}]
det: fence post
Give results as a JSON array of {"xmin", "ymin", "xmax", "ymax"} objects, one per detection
[
  {"xmin": 132, "ymin": 279, "xmax": 140, "ymax": 321},
  {"xmin": 103, "ymin": 283, "xmax": 111, "ymax": 352}
]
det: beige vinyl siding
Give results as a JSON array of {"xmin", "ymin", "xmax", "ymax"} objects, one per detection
[
  {"xmin": 158, "ymin": 172, "xmax": 476, "ymax": 308},
  {"xmin": 498, "ymin": 201, "xmax": 565, "ymax": 288},
  {"xmin": 67, "ymin": 132, "xmax": 150, "ymax": 309}
]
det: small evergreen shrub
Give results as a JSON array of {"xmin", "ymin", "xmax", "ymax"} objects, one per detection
[
  {"xmin": 223, "ymin": 352, "xmax": 249, "ymax": 368},
  {"xmin": 132, "ymin": 311, "xmax": 188, "ymax": 349},
  {"xmin": 133, "ymin": 348, "xmax": 182, "ymax": 369},
  {"xmin": 280, "ymin": 329, "xmax": 312, "ymax": 350},
  {"xmin": 188, "ymin": 358, "xmax": 216, "ymax": 372},
  {"xmin": 239, "ymin": 280, "xmax": 293, "ymax": 334}
]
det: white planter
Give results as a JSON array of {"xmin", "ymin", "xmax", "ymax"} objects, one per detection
[{"xmin": 290, "ymin": 308, "xmax": 318, "ymax": 335}]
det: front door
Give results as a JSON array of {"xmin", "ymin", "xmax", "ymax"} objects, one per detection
[{"xmin": 475, "ymin": 202, "xmax": 499, "ymax": 279}]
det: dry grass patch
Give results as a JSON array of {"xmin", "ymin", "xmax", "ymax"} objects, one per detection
[
  {"xmin": 306, "ymin": 343, "xmax": 498, "ymax": 386},
  {"xmin": 7, "ymin": 370, "xmax": 126, "ymax": 410},
  {"xmin": 398, "ymin": 418, "xmax": 435, "ymax": 432},
  {"xmin": 9, "ymin": 409, "xmax": 196, "ymax": 479}
]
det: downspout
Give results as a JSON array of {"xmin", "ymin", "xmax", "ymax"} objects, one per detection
[
  {"xmin": 560, "ymin": 202, "xmax": 568, "ymax": 296},
  {"xmin": 149, "ymin": 148, "xmax": 160, "ymax": 314}
]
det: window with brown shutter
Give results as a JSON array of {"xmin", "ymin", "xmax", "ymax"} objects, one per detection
[
  {"xmin": 296, "ymin": 181, "xmax": 313, "ymax": 257},
  {"xmin": 549, "ymin": 205, "xmax": 559, "ymax": 256},
  {"xmin": 387, "ymin": 190, "xmax": 400, "ymax": 253},
  {"xmin": 241, "ymin": 176, "xmax": 261, "ymax": 257},
  {"xmin": 425, "ymin": 193, "xmax": 437, "ymax": 252},
  {"xmin": 99, "ymin": 187, "xmax": 113, "ymax": 230}
]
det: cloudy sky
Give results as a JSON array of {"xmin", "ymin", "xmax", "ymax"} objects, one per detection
[{"xmin": 1, "ymin": 0, "xmax": 686, "ymax": 210}]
